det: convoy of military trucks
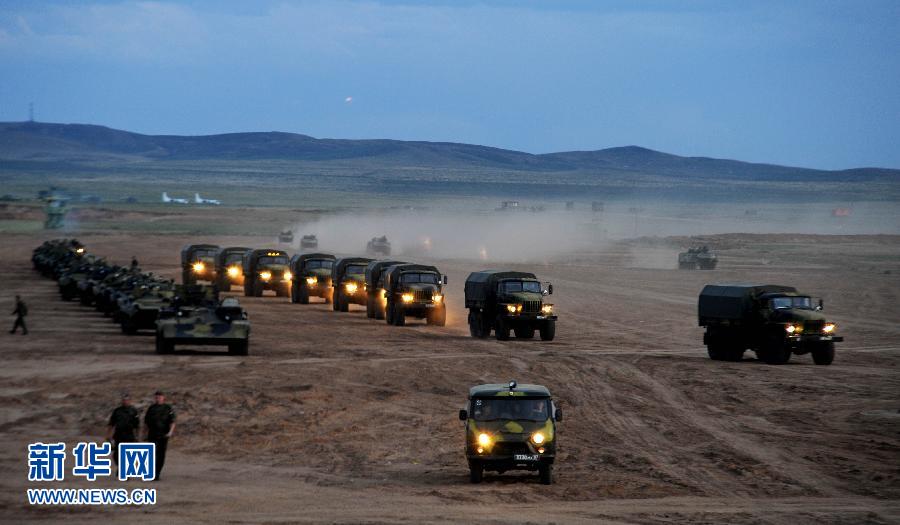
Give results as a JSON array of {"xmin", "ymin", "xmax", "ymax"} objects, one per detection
[{"xmin": 32, "ymin": 235, "xmax": 846, "ymax": 487}]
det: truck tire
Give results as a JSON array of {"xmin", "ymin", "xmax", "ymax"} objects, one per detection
[
  {"xmin": 333, "ymin": 290, "xmax": 341, "ymax": 311},
  {"xmin": 366, "ymin": 296, "xmax": 375, "ymax": 318},
  {"xmin": 228, "ymin": 340, "xmax": 249, "ymax": 356},
  {"xmin": 468, "ymin": 311, "xmax": 479, "ymax": 337},
  {"xmin": 539, "ymin": 320, "xmax": 556, "ymax": 341},
  {"xmin": 761, "ymin": 338, "xmax": 792, "ymax": 365},
  {"xmin": 393, "ymin": 307, "xmax": 406, "ymax": 326},
  {"xmin": 515, "ymin": 327, "xmax": 534, "ymax": 339},
  {"xmin": 244, "ymin": 279, "xmax": 253, "ymax": 297},
  {"xmin": 428, "ymin": 306, "xmax": 446, "ymax": 327},
  {"xmin": 539, "ymin": 464, "xmax": 554, "ymax": 485},
  {"xmin": 375, "ymin": 300, "xmax": 386, "ymax": 320},
  {"xmin": 469, "ymin": 461, "xmax": 484, "ymax": 484},
  {"xmin": 253, "ymin": 281, "xmax": 264, "ymax": 297},
  {"xmin": 707, "ymin": 344, "xmax": 724, "ymax": 361},
  {"xmin": 290, "ymin": 283, "xmax": 298, "ymax": 303},
  {"xmin": 339, "ymin": 294, "xmax": 349, "ymax": 312},
  {"xmin": 299, "ymin": 283, "xmax": 310, "ymax": 304},
  {"xmin": 495, "ymin": 317, "xmax": 510, "ymax": 341},
  {"xmin": 723, "ymin": 344, "xmax": 744, "ymax": 362},
  {"xmin": 812, "ymin": 342, "xmax": 835, "ymax": 365},
  {"xmin": 386, "ymin": 301, "xmax": 395, "ymax": 325}
]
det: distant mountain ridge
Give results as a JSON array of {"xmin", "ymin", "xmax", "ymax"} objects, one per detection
[{"xmin": 1, "ymin": 121, "xmax": 897, "ymax": 182}]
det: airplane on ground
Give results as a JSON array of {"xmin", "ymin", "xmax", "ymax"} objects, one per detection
[
  {"xmin": 195, "ymin": 193, "xmax": 222, "ymax": 205},
  {"xmin": 162, "ymin": 192, "xmax": 189, "ymax": 204}
]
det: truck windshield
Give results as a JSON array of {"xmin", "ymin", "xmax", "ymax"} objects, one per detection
[
  {"xmin": 400, "ymin": 272, "xmax": 438, "ymax": 284},
  {"xmin": 347, "ymin": 264, "xmax": 367, "ymax": 275},
  {"xmin": 499, "ymin": 281, "xmax": 541, "ymax": 294},
  {"xmin": 193, "ymin": 249, "xmax": 218, "ymax": 258},
  {"xmin": 258, "ymin": 256, "xmax": 288, "ymax": 266},
  {"xmin": 224, "ymin": 253, "xmax": 244, "ymax": 264},
  {"xmin": 306, "ymin": 260, "xmax": 333, "ymax": 270},
  {"xmin": 470, "ymin": 398, "xmax": 549, "ymax": 422},
  {"xmin": 770, "ymin": 296, "xmax": 812, "ymax": 309}
]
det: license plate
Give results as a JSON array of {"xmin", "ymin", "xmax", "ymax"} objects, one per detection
[{"xmin": 513, "ymin": 454, "xmax": 538, "ymax": 461}]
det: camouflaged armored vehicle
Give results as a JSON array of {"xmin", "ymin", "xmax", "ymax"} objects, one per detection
[
  {"xmin": 215, "ymin": 247, "xmax": 251, "ymax": 292},
  {"xmin": 366, "ymin": 236, "xmax": 391, "ymax": 257},
  {"xmin": 242, "ymin": 249, "xmax": 292, "ymax": 297},
  {"xmin": 300, "ymin": 234, "xmax": 319, "ymax": 252},
  {"xmin": 289, "ymin": 253, "xmax": 335, "ymax": 304},
  {"xmin": 331, "ymin": 257, "xmax": 373, "ymax": 312},
  {"xmin": 678, "ymin": 246, "xmax": 718, "ymax": 270},
  {"xmin": 699, "ymin": 284, "xmax": 842, "ymax": 365},
  {"xmin": 459, "ymin": 381, "xmax": 562, "ymax": 484},
  {"xmin": 382, "ymin": 263, "xmax": 447, "ymax": 326},
  {"xmin": 465, "ymin": 271, "xmax": 557, "ymax": 341},
  {"xmin": 33, "ymin": 239, "xmax": 85, "ymax": 278},
  {"xmin": 58, "ymin": 258, "xmax": 102, "ymax": 301},
  {"xmin": 156, "ymin": 286, "xmax": 250, "ymax": 355},
  {"xmin": 117, "ymin": 280, "xmax": 176, "ymax": 334},
  {"xmin": 181, "ymin": 244, "xmax": 220, "ymax": 285},
  {"xmin": 279, "ymin": 230, "xmax": 294, "ymax": 244},
  {"xmin": 364, "ymin": 259, "xmax": 407, "ymax": 319}
]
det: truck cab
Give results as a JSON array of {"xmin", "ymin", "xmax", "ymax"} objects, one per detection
[
  {"xmin": 242, "ymin": 249, "xmax": 292, "ymax": 298},
  {"xmin": 331, "ymin": 257, "xmax": 373, "ymax": 312},
  {"xmin": 382, "ymin": 263, "xmax": 447, "ymax": 326},
  {"xmin": 364, "ymin": 260, "xmax": 407, "ymax": 319},
  {"xmin": 459, "ymin": 381, "xmax": 561, "ymax": 484},
  {"xmin": 181, "ymin": 244, "xmax": 221, "ymax": 285},
  {"xmin": 465, "ymin": 270, "xmax": 557, "ymax": 341},
  {"xmin": 289, "ymin": 253, "xmax": 336, "ymax": 304},
  {"xmin": 215, "ymin": 247, "xmax": 251, "ymax": 292}
]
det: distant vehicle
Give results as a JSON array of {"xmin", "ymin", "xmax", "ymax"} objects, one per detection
[
  {"xmin": 465, "ymin": 270, "xmax": 556, "ymax": 341},
  {"xmin": 699, "ymin": 284, "xmax": 842, "ymax": 365},
  {"xmin": 459, "ymin": 380, "xmax": 562, "ymax": 484},
  {"xmin": 278, "ymin": 230, "xmax": 294, "ymax": 244},
  {"xmin": 194, "ymin": 193, "xmax": 221, "ymax": 205},
  {"xmin": 162, "ymin": 192, "xmax": 189, "ymax": 204},
  {"xmin": 181, "ymin": 244, "xmax": 220, "ymax": 285},
  {"xmin": 382, "ymin": 263, "xmax": 447, "ymax": 326},
  {"xmin": 366, "ymin": 236, "xmax": 391, "ymax": 257},
  {"xmin": 289, "ymin": 253, "xmax": 335, "ymax": 304},
  {"xmin": 242, "ymin": 249, "xmax": 292, "ymax": 297},
  {"xmin": 365, "ymin": 260, "xmax": 407, "ymax": 319},
  {"xmin": 496, "ymin": 201, "xmax": 520, "ymax": 211},
  {"xmin": 678, "ymin": 246, "xmax": 718, "ymax": 270},
  {"xmin": 331, "ymin": 257, "xmax": 373, "ymax": 312},
  {"xmin": 215, "ymin": 247, "xmax": 252, "ymax": 292},
  {"xmin": 156, "ymin": 286, "xmax": 249, "ymax": 355},
  {"xmin": 300, "ymin": 234, "xmax": 318, "ymax": 251}
]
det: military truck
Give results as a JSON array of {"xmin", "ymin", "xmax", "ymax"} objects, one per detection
[
  {"xmin": 331, "ymin": 257, "xmax": 373, "ymax": 312},
  {"xmin": 678, "ymin": 246, "xmax": 718, "ymax": 270},
  {"xmin": 242, "ymin": 249, "xmax": 292, "ymax": 297},
  {"xmin": 289, "ymin": 253, "xmax": 335, "ymax": 304},
  {"xmin": 300, "ymin": 235, "xmax": 319, "ymax": 251},
  {"xmin": 364, "ymin": 260, "xmax": 407, "ymax": 319},
  {"xmin": 458, "ymin": 380, "xmax": 562, "ymax": 484},
  {"xmin": 465, "ymin": 271, "xmax": 557, "ymax": 341},
  {"xmin": 366, "ymin": 236, "xmax": 391, "ymax": 257},
  {"xmin": 181, "ymin": 244, "xmax": 220, "ymax": 285},
  {"xmin": 279, "ymin": 230, "xmax": 294, "ymax": 244},
  {"xmin": 382, "ymin": 263, "xmax": 447, "ymax": 326},
  {"xmin": 699, "ymin": 284, "xmax": 843, "ymax": 365},
  {"xmin": 215, "ymin": 247, "xmax": 251, "ymax": 292},
  {"xmin": 156, "ymin": 286, "xmax": 250, "ymax": 355}
]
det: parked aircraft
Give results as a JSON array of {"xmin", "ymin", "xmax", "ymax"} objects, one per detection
[
  {"xmin": 194, "ymin": 193, "xmax": 222, "ymax": 205},
  {"xmin": 162, "ymin": 192, "xmax": 189, "ymax": 204}
]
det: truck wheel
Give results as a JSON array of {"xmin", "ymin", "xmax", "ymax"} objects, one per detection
[
  {"xmin": 366, "ymin": 297, "xmax": 375, "ymax": 318},
  {"xmin": 469, "ymin": 461, "xmax": 484, "ymax": 484},
  {"xmin": 428, "ymin": 306, "xmax": 446, "ymax": 327},
  {"xmin": 228, "ymin": 340, "xmax": 249, "ymax": 356},
  {"xmin": 468, "ymin": 311, "xmax": 479, "ymax": 337},
  {"xmin": 762, "ymin": 339, "xmax": 792, "ymax": 365},
  {"xmin": 386, "ymin": 301, "xmax": 395, "ymax": 324},
  {"xmin": 299, "ymin": 284, "xmax": 310, "ymax": 304},
  {"xmin": 339, "ymin": 295, "xmax": 349, "ymax": 312},
  {"xmin": 220, "ymin": 279, "xmax": 231, "ymax": 292},
  {"xmin": 724, "ymin": 345, "xmax": 744, "ymax": 362},
  {"xmin": 375, "ymin": 300, "xmax": 386, "ymax": 320},
  {"xmin": 539, "ymin": 320, "xmax": 556, "ymax": 341},
  {"xmin": 707, "ymin": 344, "xmax": 724, "ymax": 361},
  {"xmin": 539, "ymin": 464, "xmax": 553, "ymax": 485},
  {"xmin": 333, "ymin": 290, "xmax": 341, "ymax": 311},
  {"xmin": 253, "ymin": 281, "xmax": 264, "ymax": 297},
  {"xmin": 812, "ymin": 342, "xmax": 835, "ymax": 365},
  {"xmin": 393, "ymin": 308, "xmax": 406, "ymax": 326},
  {"xmin": 495, "ymin": 317, "xmax": 510, "ymax": 341},
  {"xmin": 290, "ymin": 283, "xmax": 298, "ymax": 303},
  {"xmin": 515, "ymin": 327, "xmax": 534, "ymax": 339}
]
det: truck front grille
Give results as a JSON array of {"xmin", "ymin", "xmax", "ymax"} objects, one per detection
[
  {"xmin": 522, "ymin": 300, "xmax": 542, "ymax": 313},
  {"xmin": 804, "ymin": 320, "xmax": 824, "ymax": 333},
  {"xmin": 413, "ymin": 289, "xmax": 432, "ymax": 302}
]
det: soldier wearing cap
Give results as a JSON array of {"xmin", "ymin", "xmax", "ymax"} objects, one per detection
[
  {"xmin": 143, "ymin": 390, "xmax": 176, "ymax": 480},
  {"xmin": 106, "ymin": 392, "xmax": 139, "ymax": 464}
]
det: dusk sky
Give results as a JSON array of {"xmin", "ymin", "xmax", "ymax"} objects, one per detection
[{"xmin": 1, "ymin": 0, "xmax": 898, "ymax": 169}]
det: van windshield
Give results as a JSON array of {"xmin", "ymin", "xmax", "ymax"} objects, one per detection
[
  {"xmin": 770, "ymin": 296, "xmax": 812, "ymax": 310},
  {"xmin": 499, "ymin": 281, "xmax": 541, "ymax": 294},
  {"xmin": 470, "ymin": 398, "xmax": 549, "ymax": 422}
]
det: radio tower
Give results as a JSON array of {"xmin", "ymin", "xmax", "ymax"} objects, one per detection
[{"xmin": 29, "ymin": 102, "xmax": 34, "ymax": 122}]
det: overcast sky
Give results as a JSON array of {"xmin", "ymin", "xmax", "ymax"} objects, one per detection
[{"xmin": 1, "ymin": 0, "xmax": 898, "ymax": 169}]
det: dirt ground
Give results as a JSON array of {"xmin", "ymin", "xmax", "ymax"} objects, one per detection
[{"xmin": 0, "ymin": 221, "xmax": 899, "ymax": 523}]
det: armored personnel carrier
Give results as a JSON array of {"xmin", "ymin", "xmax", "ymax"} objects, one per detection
[
  {"xmin": 300, "ymin": 235, "xmax": 319, "ymax": 251},
  {"xmin": 279, "ymin": 230, "xmax": 294, "ymax": 244},
  {"xmin": 117, "ymin": 281, "xmax": 176, "ymax": 334},
  {"xmin": 465, "ymin": 270, "xmax": 556, "ymax": 341},
  {"xmin": 155, "ymin": 286, "xmax": 250, "ymax": 355},
  {"xmin": 678, "ymin": 246, "xmax": 718, "ymax": 270},
  {"xmin": 366, "ymin": 236, "xmax": 391, "ymax": 257}
]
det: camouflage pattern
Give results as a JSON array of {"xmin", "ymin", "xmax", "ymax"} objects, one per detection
[
  {"xmin": 699, "ymin": 284, "xmax": 842, "ymax": 365},
  {"xmin": 215, "ymin": 247, "xmax": 251, "ymax": 292},
  {"xmin": 366, "ymin": 236, "xmax": 391, "ymax": 257},
  {"xmin": 117, "ymin": 280, "xmax": 177, "ymax": 334},
  {"xmin": 460, "ymin": 382, "xmax": 561, "ymax": 484},
  {"xmin": 242, "ymin": 249, "xmax": 292, "ymax": 298},
  {"xmin": 678, "ymin": 245, "xmax": 718, "ymax": 270},
  {"xmin": 156, "ymin": 286, "xmax": 250, "ymax": 355},
  {"xmin": 289, "ymin": 253, "xmax": 335, "ymax": 304},
  {"xmin": 381, "ymin": 263, "xmax": 447, "ymax": 327},
  {"xmin": 180, "ymin": 244, "xmax": 221, "ymax": 285},
  {"xmin": 464, "ymin": 270, "xmax": 557, "ymax": 341},
  {"xmin": 331, "ymin": 257, "xmax": 373, "ymax": 312}
]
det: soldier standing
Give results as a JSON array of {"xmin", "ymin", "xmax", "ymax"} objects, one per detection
[
  {"xmin": 106, "ymin": 392, "xmax": 139, "ymax": 464},
  {"xmin": 143, "ymin": 390, "xmax": 176, "ymax": 480},
  {"xmin": 9, "ymin": 295, "xmax": 27, "ymax": 335},
  {"xmin": 130, "ymin": 256, "xmax": 140, "ymax": 270}
]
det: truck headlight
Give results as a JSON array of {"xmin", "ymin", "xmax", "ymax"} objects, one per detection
[
  {"xmin": 260, "ymin": 271, "xmax": 272, "ymax": 281},
  {"xmin": 531, "ymin": 432, "xmax": 545, "ymax": 445},
  {"xmin": 75, "ymin": 248, "xmax": 84, "ymax": 254},
  {"xmin": 306, "ymin": 276, "xmax": 317, "ymax": 285},
  {"xmin": 345, "ymin": 282, "xmax": 358, "ymax": 294},
  {"xmin": 192, "ymin": 262, "xmax": 205, "ymax": 273},
  {"xmin": 541, "ymin": 304, "xmax": 553, "ymax": 315},
  {"xmin": 823, "ymin": 323, "xmax": 835, "ymax": 333},
  {"xmin": 227, "ymin": 266, "xmax": 240, "ymax": 278},
  {"xmin": 283, "ymin": 271, "xmax": 292, "ymax": 281},
  {"xmin": 402, "ymin": 293, "xmax": 414, "ymax": 303},
  {"xmin": 785, "ymin": 324, "xmax": 802, "ymax": 334},
  {"xmin": 477, "ymin": 433, "xmax": 491, "ymax": 446},
  {"xmin": 506, "ymin": 304, "xmax": 522, "ymax": 314},
  {"xmin": 432, "ymin": 294, "xmax": 443, "ymax": 303}
]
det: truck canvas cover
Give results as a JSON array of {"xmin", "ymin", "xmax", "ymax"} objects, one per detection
[
  {"xmin": 465, "ymin": 270, "xmax": 537, "ymax": 307},
  {"xmin": 699, "ymin": 283, "xmax": 798, "ymax": 323}
]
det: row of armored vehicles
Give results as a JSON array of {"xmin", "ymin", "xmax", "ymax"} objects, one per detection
[{"xmin": 33, "ymin": 239, "xmax": 250, "ymax": 355}]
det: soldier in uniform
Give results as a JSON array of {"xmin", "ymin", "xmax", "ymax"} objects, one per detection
[
  {"xmin": 9, "ymin": 295, "xmax": 27, "ymax": 335},
  {"xmin": 106, "ymin": 392, "xmax": 139, "ymax": 464},
  {"xmin": 143, "ymin": 390, "xmax": 176, "ymax": 480},
  {"xmin": 131, "ymin": 256, "xmax": 140, "ymax": 270}
]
